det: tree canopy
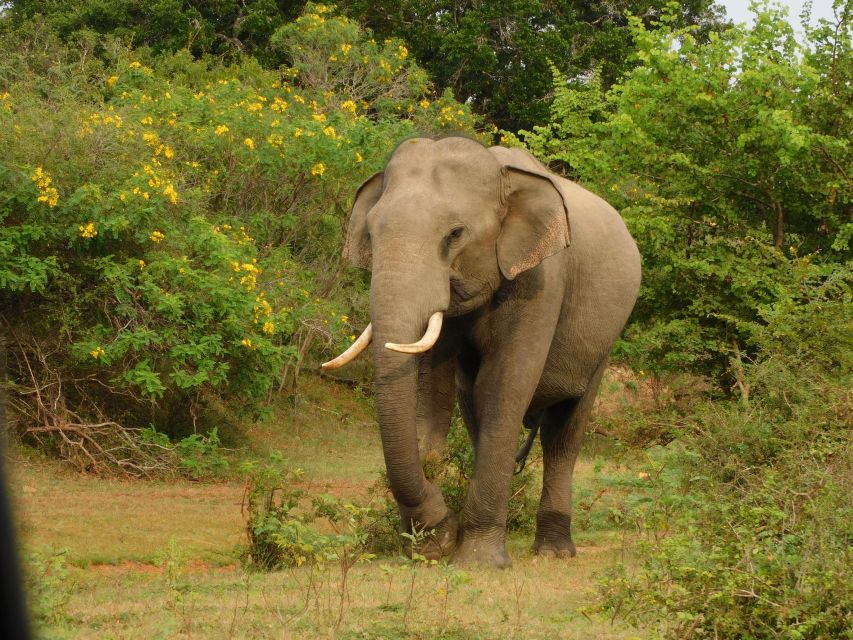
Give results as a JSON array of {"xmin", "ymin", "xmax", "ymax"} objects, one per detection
[{"xmin": 340, "ymin": 0, "xmax": 727, "ymax": 129}]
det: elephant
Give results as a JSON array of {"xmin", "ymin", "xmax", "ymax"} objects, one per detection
[{"xmin": 322, "ymin": 136, "xmax": 641, "ymax": 568}]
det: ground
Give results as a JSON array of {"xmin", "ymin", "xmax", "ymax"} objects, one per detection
[{"xmin": 9, "ymin": 374, "xmax": 648, "ymax": 639}]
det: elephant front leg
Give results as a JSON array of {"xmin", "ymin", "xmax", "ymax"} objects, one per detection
[{"xmin": 453, "ymin": 358, "xmax": 544, "ymax": 568}]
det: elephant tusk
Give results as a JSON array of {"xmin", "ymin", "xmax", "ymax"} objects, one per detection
[
  {"xmin": 385, "ymin": 311, "xmax": 443, "ymax": 354},
  {"xmin": 320, "ymin": 323, "xmax": 373, "ymax": 370}
]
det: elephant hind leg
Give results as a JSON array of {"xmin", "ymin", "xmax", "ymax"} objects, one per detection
[{"xmin": 534, "ymin": 362, "xmax": 607, "ymax": 558}]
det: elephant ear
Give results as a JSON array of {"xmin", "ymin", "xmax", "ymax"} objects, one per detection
[
  {"xmin": 496, "ymin": 164, "xmax": 571, "ymax": 281},
  {"xmin": 343, "ymin": 172, "xmax": 384, "ymax": 270}
]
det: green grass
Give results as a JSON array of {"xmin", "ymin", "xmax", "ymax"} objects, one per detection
[{"xmin": 11, "ymin": 374, "xmax": 648, "ymax": 639}]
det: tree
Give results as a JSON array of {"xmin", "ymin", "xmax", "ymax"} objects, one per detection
[
  {"xmin": 521, "ymin": 2, "xmax": 852, "ymax": 379},
  {"xmin": 5, "ymin": 0, "xmax": 307, "ymax": 64},
  {"xmin": 339, "ymin": 0, "xmax": 727, "ymax": 130}
]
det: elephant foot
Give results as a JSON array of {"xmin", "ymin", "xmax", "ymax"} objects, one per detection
[
  {"xmin": 534, "ymin": 510, "xmax": 576, "ymax": 558},
  {"xmin": 533, "ymin": 539, "xmax": 577, "ymax": 559},
  {"xmin": 453, "ymin": 534, "xmax": 512, "ymax": 569}
]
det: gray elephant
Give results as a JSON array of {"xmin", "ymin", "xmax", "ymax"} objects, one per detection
[{"xmin": 322, "ymin": 137, "xmax": 641, "ymax": 568}]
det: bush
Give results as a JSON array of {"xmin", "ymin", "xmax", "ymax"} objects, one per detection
[
  {"xmin": 0, "ymin": 4, "xmax": 479, "ymax": 472},
  {"xmin": 595, "ymin": 268, "xmax": 853, "ymax": 638},
  {"xmin": 241, "ymin": 452, "xmax": 381, "ymax": 570},
  {"xmin": 423, "ymin": 416, "xmax": 538, "ymax": 535},
  {"xmin": 519, "ymin": 2, "xmax": 851, "ymax": 383}
]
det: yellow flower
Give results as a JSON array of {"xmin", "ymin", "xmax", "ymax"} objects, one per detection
[
  {"xmin": 163, "ymin": 183, "xmax": 178, "ymax": 205},
  {"xmin": 138, "ymin": 259, "xmax": 145, "ymax": 269},
  {"xmin": 322, "ymin": 125, "xmax": 336, "ymax": 139},
  {"xmin": 214, "ymin": 124, "xmax": 229, "ymax": 136},
  {"xmin": 243, "ymin": 137, "xmax": 255, "ymax": 150},
  {"xmin": 31, "ymin": 166, "xmax": 51, "ymax": 189},
  {"xmin": 106, "ymin": 75, "xmax": 119, "ymax": 87},
  {"xmin": 140, "ymin": 116, "xmax": 153, "ymax": 125},
  {"xmin": 262, "ymin": 321, "xmax": 275, "ymax": 335},
  {"xmin": 312, "ymin": 113, "xmax": 327, "ymax": 123},
  {"xmin": 398, "ymin": 44, "xmax": 409, "ymax": 59},
  {"xmin": 293, "ymin": 128, "xmax": 303, "ymax": 138},
  {"xmin": 90, "ymin": 346, "xmax": 106, "ymax": 359},
  {"xmin": 240, "ymin": 338, "xmax": 255, "ymax": 349},
  {"xmin": 311, "ymin": 163, "xmax": 326, "ymax": 176},
  {"xmin": 37, "ymin": 190, "xmax": 59, "ymax": 207},
  {"xmin": 149, "ymin": 230, "xmax": 165, "ymax": 243},
  {"xmin": 341, "ymin": 100, "xmax": 356, "ymax": 113},
  {"xmin": 128, "ymin": 61, "xmax": 142, "ymax": 69},
  {"xmin": 341, "ymin": 43, "xmax": 352, "ymax": 55},
  {"xmin": 79, "ymin": 222, "xmax": 97, "ymax": 239},
  {"xmin": 31, "ymin": 167, "xmax": 59, "ymax": 207},
  {"xmin": 355, "ymin": 151, "xmax": 363, "ymax": 163}
]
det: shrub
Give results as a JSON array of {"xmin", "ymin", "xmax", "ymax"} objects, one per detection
[
  {"xmin": 0, "ymin": 3, "xmax": 479, "ymax": 471},
  {"xmin": 424, "ymin": 416, "xmax": 538, "ymax": 535},
  {"xmin": 595, "ymin": 267, "xmax": 853, "ymax": 638},
  {"xmin": 241, "ymin": 452, "xmax": 380, "ymax": 570},
  {"xmin": 519, "ymin": 2, "xmax": 851, "ymax": 383}
]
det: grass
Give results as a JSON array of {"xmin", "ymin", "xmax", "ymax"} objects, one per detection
[{"xmin": 9, "ymin": 374, "xmax": 649, "ymax": 639}]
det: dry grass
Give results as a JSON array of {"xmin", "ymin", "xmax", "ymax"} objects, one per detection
[{"xmin": 9, "ymin": 375, "xmax": 648, "ymax": 639}]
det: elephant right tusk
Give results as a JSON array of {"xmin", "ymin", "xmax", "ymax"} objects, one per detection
[
  {"xmin": 320, "ymin": 323, "xmax": 373, "ymax": 370},
  {"xmin": 385, "ymin": 311, "xmax": 443, "ymax": 354}
]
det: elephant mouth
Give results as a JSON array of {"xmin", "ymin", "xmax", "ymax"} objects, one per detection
[{"xmin": 450, "ymin": 277, "xmax": 480, "ymax": 302}]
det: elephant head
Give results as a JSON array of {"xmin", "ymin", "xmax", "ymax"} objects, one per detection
[{"xmin": 322, "ymin": 136, "xmax": 572, "ymax": 543}]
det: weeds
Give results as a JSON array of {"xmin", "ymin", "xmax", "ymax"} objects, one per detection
[{"xmin": 24, "ymin": 547, "xmax": 72, "ymax": 632}]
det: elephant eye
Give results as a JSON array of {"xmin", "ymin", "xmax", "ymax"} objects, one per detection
[{"xmin": 445, "ymin": 226, "xmax": 465, "ymax": 245}]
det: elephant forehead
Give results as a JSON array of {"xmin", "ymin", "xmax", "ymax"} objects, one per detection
[{"xmin": 385, "ymin": 138, "xmax": 501, "ymax": 195}]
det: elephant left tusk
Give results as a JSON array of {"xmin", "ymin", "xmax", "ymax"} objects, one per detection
[
  {"xmin": 385, "ymin": 311, "xmax": 443, "ymax": 354},
  {"xmin": 320, "ymin": 323, "xmax": 373, "ymax": 370}
]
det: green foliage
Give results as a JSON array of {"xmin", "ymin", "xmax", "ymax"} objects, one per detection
[
  {"xmin": 4, "ymin": 0, "xmax": 307, "ymax": 65},
  {"xmin": 341, "ymin": 0, "xmax": 725, "ymax": 131},
  {"xmin": 594, "ymin": 269, "xmax": 853, "ymax": 638},
  {"xmin": 0, "ymin": 3, "xmax": 478, "ymax": 466},
  {"xmin": 523, "ymin": 1, "xmax": 852, "ymax": 382},
  {"xmin": 24, "ymin": 548, "xmax": 73, "ymax": 632},
  {"xmin": 175, "ymin": 427, "xmax": 230, "ymax": 479},
  {"xmin": 241, "ymin": 452, "xmax": 381, "ymax": 570}
]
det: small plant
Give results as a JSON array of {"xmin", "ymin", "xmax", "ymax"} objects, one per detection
[
  {"xmin": 241, "ymin": 452, "xmax": 379, "ymax": 572},
  {"xmin": 400, "ymin": 526, "xmax": 437, "ymax": 634},
  {"xmin": 175, "ymin": 427, "xmax": 230, "ymax": 479},
  {"xmin": 24, "ymin": 548, "xmax": 72, "ymax": 631}
]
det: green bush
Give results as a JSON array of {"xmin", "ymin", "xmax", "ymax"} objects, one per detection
[
  {"xmin": 519, "ymin": 2, "xmax": 851, "ymax": 383},
  {"xmin": 241, "ymin": 452, "xmax": 380, "ymax": 570},
  {"xmin": 0, "ymin": 3, "xmax": 479, "ymax": 471},
  {"xmin": 595, "ymin": 267, "xmax": 853, "ymax": 638}
]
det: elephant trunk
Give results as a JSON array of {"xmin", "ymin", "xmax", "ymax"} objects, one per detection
[{"xmin": 370, "ymin": 251, "xmax": 449, "ymax": 528}]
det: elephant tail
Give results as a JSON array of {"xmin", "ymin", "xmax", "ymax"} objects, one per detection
[{"xmin": 515, "ymin": 411, "xmax": 542, "ymax": 474}]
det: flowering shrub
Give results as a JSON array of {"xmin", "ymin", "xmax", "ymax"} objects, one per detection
[{"xmin": 0, "ymin": 3, "xmax": 478, "ymax": 466}]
